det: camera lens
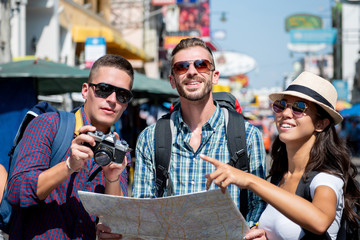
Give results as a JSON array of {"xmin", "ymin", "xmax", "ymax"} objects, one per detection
[{"xmin": 94, "ymin": 150, "xmax": 112, "ymax": 166}]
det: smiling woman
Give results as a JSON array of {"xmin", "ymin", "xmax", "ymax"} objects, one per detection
[{"xmin": 203, "ymin": 71, "xmax": 360, "ymax": 240}]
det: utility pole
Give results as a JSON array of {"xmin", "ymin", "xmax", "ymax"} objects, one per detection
[
  {"xmin": 332, "ymin": 2, "xmax": 342, "ymax": 80},
  {"xmin": 0, "ymin": 0, "xmax": 12, "ymax": 63}
]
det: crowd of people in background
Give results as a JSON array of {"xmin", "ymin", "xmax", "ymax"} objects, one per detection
[{"xmin": 337, "ymin": 116, "xmax": 360, "ymax": 157}]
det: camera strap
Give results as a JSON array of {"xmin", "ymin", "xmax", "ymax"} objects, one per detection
[{"xmin": 74, "ymin": 109, "xmax": 84, "ymax": 136}]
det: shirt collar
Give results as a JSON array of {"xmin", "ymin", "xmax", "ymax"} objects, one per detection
[{"xmin": 174, "ymin": 102, "xmax": 223, "ymax": 131}]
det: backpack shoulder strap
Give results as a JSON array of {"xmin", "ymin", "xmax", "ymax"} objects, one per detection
[
  {"xmin": 296, "ymin": 171, "xmax": 332, "ymax": 240},
  {"xmin": 295, "ymin": 171, "xmax": 319, "ymax": 200},
  {"xmin": 49, "ymin": 111, "xmax": 76, "ymax": 167},
  {"xmin": 155, "ymin": 112, "xmax": 173, "ymax": 197},
  {"xmin": 224, "ymin": 108, "xmax": 248, "ymax": 171},
  {"xmin": 222, "ymin": 107, "xmax": 249, "ymax": 217},
  {"xmin": 8, "ymin": 102, "xmax": 58, "ymax": 167},
  {"xmin": 1, "ymin": 109, "xmax": 76, "ymax": 234}
]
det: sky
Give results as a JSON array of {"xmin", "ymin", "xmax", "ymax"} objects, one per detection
[{"xmin": 210, "ymin": 0, "xmax": 334, "ymax": 89}]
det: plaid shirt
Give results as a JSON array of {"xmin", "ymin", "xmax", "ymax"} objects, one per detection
[
  {"xmin": 7, "ymin": 106, "xmax": 130, "ymax": 240},
  {"xmin": 133, "ymin": 104, "xmax": 267, "ymax": 227}
]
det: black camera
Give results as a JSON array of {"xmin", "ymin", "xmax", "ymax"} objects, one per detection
[{"xmin": 86, "ymin": 131, "xmax": 132, "ymax": 166}]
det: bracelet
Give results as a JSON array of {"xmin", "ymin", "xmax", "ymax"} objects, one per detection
[
  {"xmin": 104, "ymin": 174, "xmax": 121, "ymax": 183},
  {"xmin": 66, "ymin": 157, "xmax": 79, "ymax": 173}
]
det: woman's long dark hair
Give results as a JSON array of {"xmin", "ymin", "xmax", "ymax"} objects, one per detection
[{"xmin": 268, "ymin": 105, "xmax": 360, "ymax": 229}]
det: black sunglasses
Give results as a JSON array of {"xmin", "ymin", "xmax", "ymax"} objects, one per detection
[
  {"xmin": 88, "ymin": 83, "xmax": 133, "ymax": 103},
  {"xmin": 172, "ymin": 59, "xmax": 214, "ymax": 75},
  {"xmin": 272, "ymin": 99, "xmax": 308, "ymax": 118}
]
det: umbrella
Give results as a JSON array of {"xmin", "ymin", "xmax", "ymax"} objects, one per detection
[
  {"xmin": 340, "ymin": 103, "xmax": 360, "ymax": 117},
  {"xmin": 0, "ymin": 59, "xmax": 88, "ymax": 95},
  {"xmin": 0, "ymin": 59, "xmax": 178, "ymax": 98}
]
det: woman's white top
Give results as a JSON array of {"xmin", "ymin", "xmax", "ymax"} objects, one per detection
[{"xmin": 258, "ymin": 172, "xmax": 344, "ymax": 240}]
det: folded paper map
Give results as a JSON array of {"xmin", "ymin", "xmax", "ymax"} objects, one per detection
[{"xmin": 78, "ymin": 189, "xmax": 249, "ymax": 240}]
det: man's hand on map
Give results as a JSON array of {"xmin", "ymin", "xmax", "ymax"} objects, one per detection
[
  {"xmin": 200, "ymin": 154, "xmax": 251, "ymax": 192},
  {"xmin": 244, "ymin": 228, "xmax": 267, "ymax": 240},
  {"xmin": 96, "ymin": 222, "xmax": 123, "ymax": 239}
]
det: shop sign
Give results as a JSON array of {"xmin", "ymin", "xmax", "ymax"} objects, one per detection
[
  {"xmin": 85, "ymin": 37, "xmax": 106, "ymax": 69},
  {"xmin": 285, "ymin": 14, "xmax": 322, "ymax": 32}
]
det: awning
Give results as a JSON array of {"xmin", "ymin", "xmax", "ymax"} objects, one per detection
[
  {"xmin": 59, "ymin": 0, "xmax": 152, "ymax": 61},
  {"xmin": 71, "ymin": 26, "xmax": 150, "ymax": 61},
  {"xmin": 0, "ymin": 59, "xmax": 178, "ymax": 98}
]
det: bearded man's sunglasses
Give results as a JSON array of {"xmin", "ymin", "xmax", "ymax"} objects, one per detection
[
  {"xmin": 88, "ymin": 83, "xmax": 133, "ymax": 103},
  {"xmin": 272, "ymin": 99, "xmax": 308, "ymax": 118},
  {"xmin": 172, "ymin": 59, "xmax": 215, "ymax": 75}
]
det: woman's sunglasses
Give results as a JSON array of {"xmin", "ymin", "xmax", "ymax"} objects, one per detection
[
  {"xmin": 88, "ymin": 83, "xmax": 133, "ymax": 103},
  {"xmin": 172, "ymin": 59, "xmax": 214, "ymax": 75},
  {"xmin": 272, "ymin": 99, "xmax": 308, "ymax": 118}
]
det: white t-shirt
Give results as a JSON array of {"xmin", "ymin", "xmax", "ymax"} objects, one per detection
[{"xmin": 258, "ymin": 173, "xmax": 344, "ymax": 240}]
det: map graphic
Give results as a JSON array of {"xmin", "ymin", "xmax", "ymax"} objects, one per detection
[{"xmin": 78, "ymin": 189, "xmax": 249, "ymax": 240}]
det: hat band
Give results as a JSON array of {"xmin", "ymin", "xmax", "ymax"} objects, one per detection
[{"xmin": 286, "ymin": 85, "xmax": 334, "ymax": 109}]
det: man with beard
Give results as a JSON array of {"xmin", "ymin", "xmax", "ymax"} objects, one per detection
[
  {"xmin": 132, "ymin": 37, "xmax": 266, "ymax": 226},
  {"xmin": 97, "ymin": 38, "xmax": 267, "ymax": 238}
]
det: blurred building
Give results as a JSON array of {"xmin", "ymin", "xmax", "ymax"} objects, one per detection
[
  {"xmin": 5, "ymin": 0, "xmax": 154, "ymax": 73},
  {"xmin": 339, "ymin": 1, "xmax": 360, "ymax": 103},
  {"xmin": 333, "ymin": 1, "xmax": 360, "ymax": 104},
  {"xmin": 284, "ymin": 1, "xmax": 360, "ymax": 104}
]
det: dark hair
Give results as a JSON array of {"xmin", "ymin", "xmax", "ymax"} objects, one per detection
[
  {"xmin": 171, "ymin": 38, "xmax": 214, "ymax": 66},
  {"xmin": 269, "ymin": 105, "xmax": 360, "ymax": 229},
  {"xmin": 88, "ymin": 54, "xmax": 134, "ymax": 88}
]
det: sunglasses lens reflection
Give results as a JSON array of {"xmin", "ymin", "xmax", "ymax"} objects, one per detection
[
  {"xmin": 272, "ymin": 100, "xmax": 286, "ymax": 113},
  {"xmin": 272, "ymin": 100, "xmax": 307, "ymax": 117},
  {"xmin": 292, "ymin": 102, "xmax": 307, "ymax": 115},
  {"xmin": 194, "ymin": 60, "xmax": 211, "ymax": 72},
  {"xmin": 172, "ymin": 59, "xmax": 212, "ymax": 75},
  {"xmin": 96, "ymin": 84, "xmax": 113, "ymax": 97},
  {"xmin": 115, "ymin": 88, "xmax": 133, "ymax": 103},
  {"xmin": 173, "ymin": 62, "xmax": 190, "ymax": 75}
]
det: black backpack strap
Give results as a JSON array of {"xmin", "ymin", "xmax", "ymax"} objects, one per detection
[
  {"xmin": 224, "ymin": 108, "xmax": 249, "ymax": 218},
  {"xmin": 225, "ymin": 109, "xmax": 248, "ymax": 171},
  {"xmin": 297, "ymin": 171, "xmax": 332, "ymax": 240},
  {"xmin": 155, "ymin": 113, "xmax": 172, "ymax": 197},
  {"xmin": 295, "ymin": 171, "xmax": 319, "ymax": 200}
]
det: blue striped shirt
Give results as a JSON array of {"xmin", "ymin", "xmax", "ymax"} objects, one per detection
[
  {"xmin": 7, "ymin": 106, "xmax": 130, "ymax": 239},
  {"xmin": 133, "ymin": 104, "xmax": 266, "ymax": 227}
]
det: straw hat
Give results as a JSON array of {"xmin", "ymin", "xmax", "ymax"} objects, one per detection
[{"xmin": 269, "ymin": 71, "xmax": 343, "ymax": 124}]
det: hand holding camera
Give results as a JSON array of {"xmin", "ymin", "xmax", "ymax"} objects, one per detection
[{"xmin": 86, "ymin": 131, "xmax": 132, "ymax": 166}]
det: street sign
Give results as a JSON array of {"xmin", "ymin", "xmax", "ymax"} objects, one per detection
[
  {"xmin": 285, "ymin": 14, "xmax": 323, "ymax": 32},
  {"xmin": 85, "ymin": 37, "xmax": 106, "ymax": 69},
  {"xmin": 287, "ymin": 43, "xmax": 326, "ymax": 53},
  {"xmin": 332, "ymin": 80, "xmax": 349, "ymax": 101},
  {"xmin": 290, "ymin": 29, "xmax": 337, "ymax": 44}
]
